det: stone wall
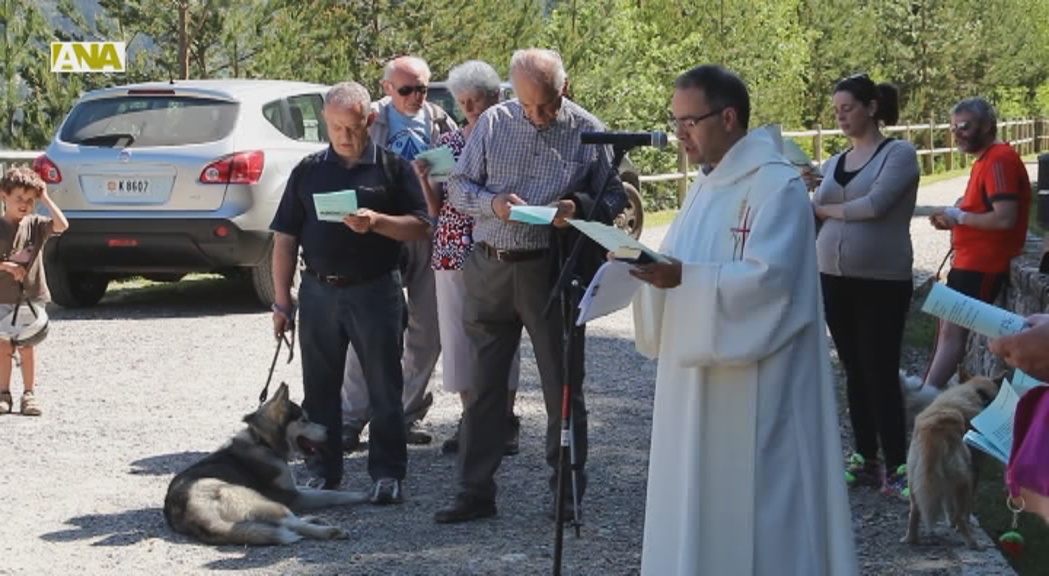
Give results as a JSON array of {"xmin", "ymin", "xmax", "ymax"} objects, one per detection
[{"xmin": 964, "ymin": 236, "xmax": 1049, "ymax": 377}]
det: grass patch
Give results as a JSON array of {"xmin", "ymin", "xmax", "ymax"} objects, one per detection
[
  {"xmin": 645, "ymin": 209, "xmax": 678, "ymax": 228},
  {"xmin": 920, "ymin": 166, "xmax": 976, "ymax": 186},
  {"xmin": 974, "ymin": 456, "xmax": 1049, "ymax": 575},
  {"xmin": 104, "ymin": 273, "xmax": 241, "ymax": 304},
  {"xmin": 1030, "ymin": 200, "xmax": 1045, "ymax": 237},
  {"xmin": 903, "ymin": 307, "xmax": 937, "ymax": 349}
]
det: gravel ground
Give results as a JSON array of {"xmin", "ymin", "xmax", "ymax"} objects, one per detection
[{"xmin": 0, "ymin": 166, "xmax": 1035, "ymax": 576}]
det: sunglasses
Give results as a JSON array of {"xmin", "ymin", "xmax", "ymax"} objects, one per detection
[
  {"xmin": 951, "ymin": 121, "xmax": 973, "ymax": 132},
  {"xmin": 396, "ymin": 84, "xmax": 428, "ymax": 97},
  {"xmin": 668, "ymin": 108, "xmax": 725, "ymax": 132}
]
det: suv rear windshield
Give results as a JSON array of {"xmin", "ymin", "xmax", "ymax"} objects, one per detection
[
  {"xmin": 59, "ymin": 95, "xmax": 239, "ymax": 147},
  {"xmin": 426, "ymin": 86, "xmax": 465, "ymax": 126}
]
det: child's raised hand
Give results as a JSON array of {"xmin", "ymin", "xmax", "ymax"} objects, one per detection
[{"xmin": 0, "ymin": 262, "xmax": 26, "ymax": 282}]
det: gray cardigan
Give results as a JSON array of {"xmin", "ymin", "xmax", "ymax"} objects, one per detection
[{"xmin": 813, "ymin": 139, "xmax": 920, "ymax": 281}]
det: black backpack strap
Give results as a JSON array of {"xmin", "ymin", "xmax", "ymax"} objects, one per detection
[{"xmin": 379, "ymin": 148, "xmax": 403, "ymax": 193}]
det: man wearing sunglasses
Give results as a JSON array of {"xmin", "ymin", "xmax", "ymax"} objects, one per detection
[
  {"xmin": 920, "ymin": 97, "xmax": 1032, "ymax": 397},
  {"xmin": 341, "ymin": 56, "xmax": 458, "ymax": 452}
]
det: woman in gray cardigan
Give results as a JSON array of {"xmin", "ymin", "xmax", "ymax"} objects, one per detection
[{"xmin": 809, "ymin": 74, "xmax": 920, "ymax": 498}]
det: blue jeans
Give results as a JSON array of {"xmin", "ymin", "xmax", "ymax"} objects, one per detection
[{"xmin": 298, "ymin": 270, "xmax": 407, "ymax": 483}]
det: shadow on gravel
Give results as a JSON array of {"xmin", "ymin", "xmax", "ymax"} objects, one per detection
[
  {"xmin": 47, "ymin": 277, "xmax": 264, "ymax": 321},
  {"xmin": 40, "ymin": 508, "xmax": 172, "ymax": 546},
  {"xmin": 129, "ymin": 451, "xmax": 211, "ymax": 476}
]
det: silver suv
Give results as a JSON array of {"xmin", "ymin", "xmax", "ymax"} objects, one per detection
[{"xmin": 35, "ymin": 79, "xmax": 329, "ymax": 307}]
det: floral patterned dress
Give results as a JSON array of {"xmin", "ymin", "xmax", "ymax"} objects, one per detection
[{"xmin": 430, "ymin": 129, "xmax": 474, "ymax": 271}]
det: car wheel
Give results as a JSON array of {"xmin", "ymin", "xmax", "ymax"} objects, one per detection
[
  {"xmin": 614, "ymin": 181, "xmax": 645, "ymax": 240},
  {"xmin": 44, "ymin": 252, "xmax": 110, "ymax": 308},
  {"xmin": 250, "ymin": 239, "xmax": 299, "ymax": 307}
]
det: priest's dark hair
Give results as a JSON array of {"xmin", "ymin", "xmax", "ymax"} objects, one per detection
[{"xmin": 674, "ymin": 64, "xmax": 751, "ymax": 130}]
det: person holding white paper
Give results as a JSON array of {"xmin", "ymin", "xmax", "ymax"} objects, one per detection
[
  {"xmin": 412, "ymin": 60, "xmax": 523, "ymax": 456},
  {"xmin": 809, "ymin": 73, "xmax": 920, "ymax": 496},
  {"xmin": 990, "ymin": 313, "xmax": 1049, "ymax": 382},
  {"xmin": 631, "ymin": 64, "xmax": 856, "ymax": 575},
  {"xmin": 435, "ymin": 48, "xmax": 626, "ymax": 524},
  {"xmin": 269, "ymin": 81, "xmax": 430, "ymax": 502},
  {"xmin": 341, "ymin": 56, "xmax": 459, "ymax": 450}
]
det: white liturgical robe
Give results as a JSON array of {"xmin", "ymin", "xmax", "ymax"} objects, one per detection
[{"xmin": 632, "ymin": 128, "xmax": 857, "ymax": 576}]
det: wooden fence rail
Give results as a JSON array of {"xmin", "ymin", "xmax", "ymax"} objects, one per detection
[{"xmin": 639, "ymin": 117, "xmax": 1049, "ymax": 207}]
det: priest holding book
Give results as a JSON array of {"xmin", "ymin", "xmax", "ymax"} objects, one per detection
[{"xmin": 630, "ymin": 65, "xmax": 857, "ymax": 575}]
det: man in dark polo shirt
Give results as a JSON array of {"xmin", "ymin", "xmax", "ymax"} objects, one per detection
[{"xmin": 270, "ymin": 81, "xmax": 430, "ymax": 504}]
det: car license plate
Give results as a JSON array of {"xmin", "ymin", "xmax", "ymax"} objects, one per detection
[{"xmin": 105, "ymin": 178, "xmax": 150, "ymax": 196}]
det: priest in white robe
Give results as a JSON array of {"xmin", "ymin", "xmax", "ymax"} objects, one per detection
[{"xmin": 631, "ymin": 64, "xmax": 857, "ymax": 576}]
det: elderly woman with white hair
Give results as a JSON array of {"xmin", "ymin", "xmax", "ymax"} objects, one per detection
[{"xmin": 413, "ymin": 60, "xmax": 522, "ymax": 456}]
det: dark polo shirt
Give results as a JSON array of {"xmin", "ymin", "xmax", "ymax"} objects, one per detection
[{"xmin": 270, "ymin": 142, "xmax": 426, "ymax": 281}]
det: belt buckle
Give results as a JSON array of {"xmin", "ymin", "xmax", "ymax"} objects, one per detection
[{"xmin": 495, "ymin": 248, "xmax": 511, "ymax": 262}]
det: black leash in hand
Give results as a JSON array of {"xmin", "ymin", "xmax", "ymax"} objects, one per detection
[{"xmin": 259, "ymin": 304, "xmax": 296, "ymax": 406}]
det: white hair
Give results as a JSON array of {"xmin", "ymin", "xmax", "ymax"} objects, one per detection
[
  {"xmin": 447, "ymin": 60, "xmax": 501, "ymax": 99},
  {"xmin": 383, "ymin": 56, "xmax": 431, "ymax": 82},
  {"xmin": 509, "ymin": 49, "xmax": 567, "ymax": 93},
  {"xmin": 324, "ymin": 81, "xmax": 371, "ymax": 111}
]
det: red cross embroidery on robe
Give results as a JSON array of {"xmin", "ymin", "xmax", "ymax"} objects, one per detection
[{"xmin": 731, "ymin": 204, "xmax": 752, "ymax": 261}]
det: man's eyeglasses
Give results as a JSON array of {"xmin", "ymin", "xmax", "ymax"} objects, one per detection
[
  {"xmin": 951, "ymin": 121, "xmax": 972, "ymax": 132},
  {"xmin": 396, "ymin": 84, "xmax": 428, "ymax": 97},
  {"xmin": 668, "ymin": 108, "xmax": 724, "ymax": 132}
]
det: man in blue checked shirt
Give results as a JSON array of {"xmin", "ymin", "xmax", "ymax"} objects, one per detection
[{"xmin": 435, "ymin": 48, "xmax": 627, "ymax": 524}]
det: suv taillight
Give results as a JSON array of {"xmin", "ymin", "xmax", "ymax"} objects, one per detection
[
  {"xmin": 200, "ymin": 151, "xmax": 264, "ymax": 184},
  {"xmin": 33, "ymin": 155, "xmax": 62, "ymax": 184}
]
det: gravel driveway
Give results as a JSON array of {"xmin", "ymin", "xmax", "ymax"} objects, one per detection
[{"xmin": 0, "ymin": 167, "xmax": 1035, "ymax": 575}]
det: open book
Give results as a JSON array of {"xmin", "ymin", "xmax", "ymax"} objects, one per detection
[
  {"xmin": 566, "ymin": 219, "xmax": 669, "ymax": 264},
  {"xmin": 762, "ymin": 124, "xmax": 821, "ymax": 175},
  {"xmin": 965, "ymin": 379, "xmax": 1022, "ymax": 464}
]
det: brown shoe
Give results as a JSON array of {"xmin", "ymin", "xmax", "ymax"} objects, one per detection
[
  {"xmin": 0, "ymin": 391, "xmax": 11, "ymax": 414},
  {"xmin": 20, "ymin": 392, "xmax": 41, "ymax": 416}
]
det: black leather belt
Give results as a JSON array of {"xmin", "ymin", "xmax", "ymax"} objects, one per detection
[
  {"xmin": 303, "ymin": 267, "xmax": 373, "ymax": 287},
  {"xmin": 477, "ymin": 242, "xmax": 548, "ymax": 263}
]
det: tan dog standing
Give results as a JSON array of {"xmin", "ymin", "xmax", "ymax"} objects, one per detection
[{"xmin": 901, "ymin": 369, "xmax": 1001, "ymax": 549}]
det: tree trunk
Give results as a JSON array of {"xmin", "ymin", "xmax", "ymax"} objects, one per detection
[{"xmin": 178, "ymin": 1, "xmax": 189, "ymax": 79}]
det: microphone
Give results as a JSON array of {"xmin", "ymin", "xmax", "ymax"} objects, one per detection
[{"xmin": 580, "ymin": 131, "xmax": 669, "ymax": 150}]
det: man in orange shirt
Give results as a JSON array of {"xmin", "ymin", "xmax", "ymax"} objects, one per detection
[{"xmin": 920, "ymin": 97, "xmax": 1031, "ymax": 396}]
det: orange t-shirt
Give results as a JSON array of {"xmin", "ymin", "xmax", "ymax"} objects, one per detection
[{"xmin": 951, "ymin": 143, "xmax": 1031, "ymax": 273}]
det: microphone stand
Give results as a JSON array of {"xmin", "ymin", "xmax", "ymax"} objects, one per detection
[{"xmin": 542, "ymin": 144, "xmax": 629, "ymax": 576}]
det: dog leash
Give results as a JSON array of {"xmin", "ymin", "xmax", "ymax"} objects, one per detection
[
  {"xmin": 935, "ymin": 247, "xmax": 954, "ymax": 282},
  {"xmin": 259, "ymin": 304, "xmax": 296, "ymax": 406}
]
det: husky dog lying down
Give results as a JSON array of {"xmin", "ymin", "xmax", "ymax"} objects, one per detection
[{"xmin": 164, "ymin": 383, "xmax": 367, "ymax": 545}]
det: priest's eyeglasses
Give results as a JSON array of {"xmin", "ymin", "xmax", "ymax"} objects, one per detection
[{"xmin": 668, "ymin": 108, "xmax": 725, "ymax": 132}]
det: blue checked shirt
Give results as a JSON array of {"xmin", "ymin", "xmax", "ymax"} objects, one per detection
[{"xmin": 448, "ymin": 99, "xmax": 626, "ymax": 250}]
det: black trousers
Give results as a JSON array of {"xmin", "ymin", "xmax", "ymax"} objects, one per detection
[
  {"xmin": 457, "ymin": 246, "xmax": 588, "ymax": 503},
  {"xmin": 821, "ymin": 274, "xmax": 912, "ymax": 469}
]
